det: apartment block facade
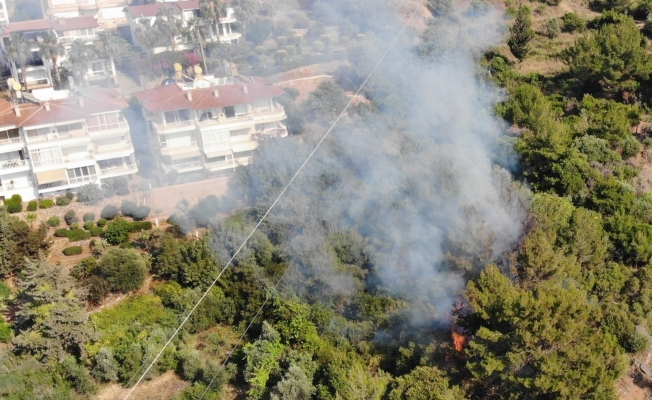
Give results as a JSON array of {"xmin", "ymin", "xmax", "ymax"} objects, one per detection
[
  {"xmin": 0, "ymin": 87, "xmax": 137, "ymax": 202},
  {"xmin": 0, "ymin": 17, "xmax": 116, "ymax": 90},
  {"xmin": 135, "ymin": 76, "xmax": 286, "ymax": 174},
  {"xmin": 46, "ymin": 0, "xmax": 129, "ymax": 28}
]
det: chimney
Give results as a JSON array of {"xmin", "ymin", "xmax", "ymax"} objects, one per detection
[
  {"xmin": 243, "ymin": 84, "xmax": 248, "ymax": 94},
  {"xmin": 186, "ymin": 91, "xmax": 192, "ymax": 101},
  {"xmin": 44, "ymin": 102, "xmax": 50, "ymax": 112},
  {"xmin": 14, "ymin": 105, "xmax": 21, "ymax": 117},
  {"xmin": 78, "ymin": 97, "xmax": 84, "ymax": 107},
  {"xmin": 213, "ymin": 89, "xmax": 219, "ymax": 98}
]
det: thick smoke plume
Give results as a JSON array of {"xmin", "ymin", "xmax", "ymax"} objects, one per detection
[{"xmin": 224, "ymin": 1, "xmax": 525, "ymax": 324}]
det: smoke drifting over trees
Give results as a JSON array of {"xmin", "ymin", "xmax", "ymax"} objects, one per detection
[{"xmin": 224, "ymin": 1, "xmax": 526, "ymax": 323}]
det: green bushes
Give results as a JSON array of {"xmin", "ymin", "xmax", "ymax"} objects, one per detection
[
  {"xmin": 54, "ymin": 229, "xmax": 69, "ymax": 238},
  {"xmin": 56, "ymin": 196, "xmax": 71, "ymax": 206},
  {"xmin": 103, "ymin": 218, "xmax": 132, "ymax": 245},
  {"xmin": 47, "ymin": 216, "xmax": 61, "ymax": 227},
  {"xmin": 83, "ymin": 213, "xmax": 95, "ymax": 222},
  {"xmin": 84, "ymin": 221, "xmax": 95, "ymax": 230},
  {"xmin": 70, "ymin": 223, "xmax": 79, "ymax": 230},
  {"xmin": 130, "ymin": 221, "xmax": 153, "ymax": 232},
  {"xmin": 97, "ymin": 218, "xmax": 107, "ymax": 227},
  {"xmin": 4, "ymin": 194, "xmax": 22, "ymax": 213},
  {"xmin": 65, "ymin": 210, "xmax": 78, "ymax": 226},
  {"xmin": 89, "ymin": 227, "xmax": 104, "ymax": 237},
  {"xmin": 562, "ymin": 12, "xmax": 585, "ymax": 32},
  {"xmin": 27, "ymin": 200, "xmax": 37, "ymax": 212},
  {"xmin": 38, "ymin": 199, "xmax": 54, "ymax": 209},
  {"xmin": 63, "ymin": 246, "xmax": 83, "ymax": 256},
  {"xmin": 67, "ymin": 229, "xmax": 92, "ymax": 242},
  {"xmin": 98, "ymin": 248, "xmax": 149, "ymax": 292},
  {"xmin": 101, "ymin": 205, "xmax": 119, "ymax": 220}
]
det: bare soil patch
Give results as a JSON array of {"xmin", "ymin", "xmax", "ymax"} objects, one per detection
[{"xmin": 94, "ymin": 371, "xmax": 189, "ymax": 400}]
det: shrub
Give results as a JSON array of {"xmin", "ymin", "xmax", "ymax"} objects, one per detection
[
  {"xmin": 47, "ymin": 216, "xmax": 61, "ymax": 227},
  {"xmin": 84, "ymin": 221, "xmax": 94, "ymax": 230},
  {"xmin": 83, "ymin": 213, "xmax": 95, "ymax": 222},
  {"xmin": 562, "ymin": 12, "xmax": 585, "ymax": 32},
  {"xmin": 98, "ymin": 248, "xmax": 149, "ymax": 292},
  {"xmin": 275, "ymin": 49, "xmax": 288, "ymax": 59},
  {"xmin": 291, "ymin": 35, "xmax": 303, "ymax": 45},
  {"xmin": 254, "ymin": 45, "xmax": 265, "ymax": 54},
  {"xmin": 97, "ymin": 218, "xmax": 107, "ymax": 227},
  {"xmin": 121, "ymin": 200, "xmax": 137, "ymax": 217},
  {"xmin": 130, "ymin": 221, "xmax": 153, "ymax": 232},
  {"xmin": 56, "ymin": 196, "xmax": 71, "ymax": 206},
  {"xmin": 64, "ymin": 210, "xmax": 78, "ymax": 226},
  {"xmin": 63, "ymin": 246, "xmax": 83, "ymax": 256},
  {"xmin": 10, "ymin": 194, "xmax": 22, "ymax": 204},
  {"xmin": 101, "ymin": 205, "xmax": 119, "ymax": 220},
  {"xmin": 285, "ymin": 45, "xmax": 296, "ymax": 56},
  {"xmin": 85, "ymin": 276, "xmax": 111, "ymax": 305},
  {"xmin": 356, "ymin": 33, "xmax": 367, "ymax": 42},
  {"xmin": 54, "ymin": 228, "xmax": 69, "ymax": 237},
  {"xmin": 339, "ymin": 36, "xmax": 350, "ymax": 46},
  {"xmin": 5, "ymin": 201, "xmax": 21, "ymax": 214},
  {"xmin": 119, "ymin": 241, "xmax": 134, "ymax": 249},
  {"xmin": 27, "ymin": 200, "xmax": 37, "ymax": 212},
  {"xmin": 104, "ymin": 218, "xmax": 132, "ymax": 245},
  {"xmin": 77, "ymin": 184, "xmax": 104, "ymax": 205},
  {"xmin": 71, "ymin": 257, "xmax": 98, "ymax": 280},
  {"xmin": 0, "ymin": 320, "xmax": 10, "ymax": 343},
  {"xmin": 38, "ymin": 199, "xmax": 54, "ymax": 209},
  {"xmin": 90, "ymin": 227, "xmax": 104, "ymax": 237},
  {"xmin": 276, "ymin": 35, "xmax": 287, "ymax": 46},
  {"xmin": 65, "ymin": 192, "xmax": 74, "ymax": 200},
  {"xmin": 70, "ymin": 223, "xmax": 80, "ymax": 230},
  {"xmin": 67, "ymin": 229, "xmax": 91, "ymax": 242},
  {"xmin": 543, "ymin": 18, "xmax": 561, "ymax": 38}
]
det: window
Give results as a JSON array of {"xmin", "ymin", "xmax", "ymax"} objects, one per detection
[
  {"xmin": 68, "ymin": 165, "xmax": 95, "ymax": 179},
  {"xmin": 231, "ymin": 128, "xmax": 250, "ymax": 136},
  {"xmin": 235, "ymin": 104, "xmax": 247, "ymax": 116},
  {"xmin": 31, "ymin": 147, "xmax": 63, "ymax": 166},
  {"xmin": 56, "ymin": 122, "xmax": 83, "ymax": 133},
  {"xmin": 87, "ymin": 113, "xmax": 123, "ymax": 131},
  {"xmin": 254, "ymin": 98, "xmax": 271, "ymax": 111},
  {"xmin": 91, "ymin": 62, "xmax": 104, "ymax": 73},
  {"xmin": 203, "ymin": 129, "xmax": 230, "ymax": 148},
  {"xmin": 223, "ymin": 106, "xmax": 235, "ymax": 119},
  {"xmin": 164, "ymin": 109, "xmax": 190, "ymax": 124}
]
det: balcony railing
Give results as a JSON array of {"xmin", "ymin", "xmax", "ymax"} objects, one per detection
[
  {"xmin": 68, "ymin": 175, "xmax": 97, "ymax": 185},
  {"xmin": 0, "ymin": 159, "xmax": 27, "ymax": 170},
  {"xmin": 100, "ymin": 164, "xmax": 137, "ymax": 175},
  {"xmin": 161, "ymin": 141, "xmax": 199, "ymax": 155},
  {"xmin": 93, "ymin": 142, "xmax": 132, "ymax": 154},
  {"xmin": 163, "ymin": 161, "xmax": 202, "ymax": 173},
  {"xmin": 32, "ymin": 153, "xmax": 93, "ymax": 168},
  {"xmin": 1, "ymin": 180, "xmax": 33, "ymax": 192},
  {"xmin": 0, "ymin": 137, "xmax": 22, "ymax": 146},
  {"xmin": 152, "ymin": 120, "xmax": 195, "ymax": 132},
  {"xmin": 27, "ymin": 129, "xmax": 88, "ymax": 143}
]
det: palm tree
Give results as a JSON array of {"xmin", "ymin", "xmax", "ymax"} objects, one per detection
[
  {"xmin": 134, "ymin": 19, "xmax": 161, "ymax": 56},
  {"xmin": 38, "ymin": 32, "xmax": 65, "ymax": 87},
  {"xmin": 183, "ymin": 18, "xmax": 210, "ymax": 71},
  {"xmin": 94, "ymin": 30, "xmax": 123, "ymax": 82},
  {"xmin": 68, "ymin": 39, "xmax": 96, "ymax": 86},
  {"xmin": 6, "ymin": 33, "xmax": 32, "ymax": 90},
  {"xmin": 155, "ymin": 6, "xmax": 184, "ymax": 50},
  {"xmin": 200, "ymin": 0, "xmax": 225, "ymax": 41}
]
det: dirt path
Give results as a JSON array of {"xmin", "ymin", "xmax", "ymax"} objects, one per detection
[{"xmin": 94, "ymin": 371, "xmax": 189, "ymax": 400}]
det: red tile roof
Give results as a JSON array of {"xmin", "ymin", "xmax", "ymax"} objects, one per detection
[
  {"xmin": 1, "ymin": 17, "xmax": 99, "ymax": 37},
  {"xmin": 0, "ymin": 89, "xmax": 128, "ymax": 127},
  {"xmin": 176, "ymin": 0, "xmax": 201, "ymax": 11},
  {"xmin": 134, "ymin": 80, "xmax": 286, "ymax": 113}
]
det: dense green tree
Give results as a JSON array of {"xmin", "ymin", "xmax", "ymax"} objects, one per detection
[
  {"xmin": 270, "ymin": 364, "xmax": 315, "ymax": 400},
  {"xmin": 388, "ymin": 366, "xmax": 464, "ymax": 400},
  {"xmin": 508, "ymin": 6, "xmax": 534, "ymax": 61},
  {"xmin": 104, "ymin": 217, "xmax": 132, "ymax": 245},
  {"xmin": 13, "ymin": 260, "xmax": 96, "ymax": 362},
  {"xmin": 562, "ymin": 17, "xmax": 652, "ymax": 96},
  {"xmin": 244, "ymin": 322, "xmax": 285, "ymax": 399},
  {"xmin": 98, "ymin": 248, "xmax": 149, "ymax": 293}
]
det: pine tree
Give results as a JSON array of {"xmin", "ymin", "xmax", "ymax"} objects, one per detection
[{"xmin": 508, "ymin": 6, "xmax": 534, "ymax": 62}]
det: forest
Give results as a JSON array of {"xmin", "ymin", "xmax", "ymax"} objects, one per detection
[{"xmin": 3, "ymin": 0, "xmax": 652, "ymax": 399}]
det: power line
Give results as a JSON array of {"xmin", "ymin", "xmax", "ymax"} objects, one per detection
[
  {"xmin": 122, "ymin": 2, "xmax": 425, "ymax": 398},
  {"xmin": 198, "ymin": 256, "xmax": 297, "ymax": 400}
]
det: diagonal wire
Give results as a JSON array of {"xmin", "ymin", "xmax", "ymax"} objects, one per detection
[
  {"xmin": 198, "ymin": 256, "xmax": 297, "ymax": 400},
  {"xmin": 122, "ymin": 1, "xmax": 425, "ymax": 398}
]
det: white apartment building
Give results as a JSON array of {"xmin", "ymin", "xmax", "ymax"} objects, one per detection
[
  {"xmin": 0, "ymin": 87, "xmax": 137, "ymax": 202},
  {"xmin": 46, "ymin": 0, "xmax": 129, "ymax": 29},
  {"xmin": 0, "ymin": 0, "xmax": 9, "ymax": 25},
  {"xmin": 124, "ymin": 0, "xmax": 240, "ymax": 53},
  {"xmin": 0, "ymin": 17, "xmax": 116, "ymax": 90},
  {"xmin": 135, "ymin": 75, "xmax": 286, "ymax": 174}
]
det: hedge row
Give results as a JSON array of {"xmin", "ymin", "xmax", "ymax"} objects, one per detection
[
  {"xmin": 63, "ymin": 246, "xmax": 83, "ymax": 256},
  {"xmin": 54, "ymin": 229, "xmax": 91, "ymax": 242},
  {"xmin": 130, "ymin": 221, "xmax": 152, "ymax": 232},
  {"xmin": 4, "ymin": 194, "xmax": 22, "ymax": 213}
]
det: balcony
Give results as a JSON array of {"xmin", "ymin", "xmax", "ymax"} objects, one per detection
[
  {"xmin": 218, "ymin": 32, "xmax": 242, "ymax": 43},
  {"xmin": 92, "ymin": 142, "xmax": 134, "ymax": 160},
  {"xmin": 162, "ymin": 161, "xmax": 202, "ymax": 174},
  {"xmin": 0, "ymin": 159, "xmax": 29, "ymax": 174},
  {"xmin": 0, "ymin": 136, "xmax": 24, "ymax": 153},
  {"xmin": 38, "ymin": 174, "xmax": 97, "ymax": 191},
  {"xmin": 1, "ymin": 180, "xmax": 33, "ymax": 195},
  {"xmin": 160, "ymin": 141, "xmax": 200, "ymax": 157},
  {"xmin": 26, "ymin": 129, "xmax": 89, "ymax": 145},
  {"xmin": 206, "ymin": 158, "xmax": 235, "ymax": 172},
  {"xmin": 152, "ymin": 120, "xmax": 196, "ymax": 135},
  {"xmin": 100, "ymin": 164, "xmax": 138, "ymax": 178},
  {"xmin": 32, "ymin": 153, "xmax": 94, "ymax": 169},
  {"xmin": 88, "ymin": 121, "xmax": 129, "ymax": 138}
]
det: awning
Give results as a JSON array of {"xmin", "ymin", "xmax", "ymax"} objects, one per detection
[
  {"xmin": 36, "ymin": 169, "xmax": 67, "ymax": 184},
  {"xmin": 170, "ymin": 149, "xmax": 202, "ymax": 160}
]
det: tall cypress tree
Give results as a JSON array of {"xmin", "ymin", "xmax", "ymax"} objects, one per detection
[{"xmin": 508, "ymin": 6, "xmax": 535, "ymax": 62}]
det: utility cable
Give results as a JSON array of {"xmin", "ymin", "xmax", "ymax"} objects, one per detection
[{"xmin": 122, "ymin": 2, "xmax": 425, "ymax": 398}]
